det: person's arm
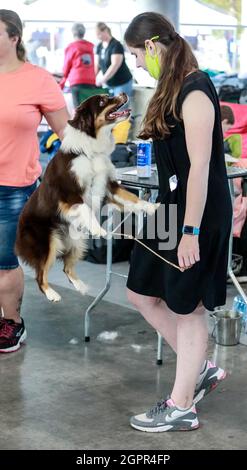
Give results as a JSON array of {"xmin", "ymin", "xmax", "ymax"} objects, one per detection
[
  {"xmin": 60, "ymin": 47, "xmax": 73, "ymax": 90},
  {"xmin": 44, "ymin": 107, "xmax": 70, "ymax": 140},
  {"xmin": 94, "ymin": 53, "xmax": 100, "ymax": 76},
  {"xmin": 177, "ymin": 90, "xmax": 215, "ymax": 269},
  {"xmin": 97, "ymin": 54, "xmax": 123, "ymax": 86}
]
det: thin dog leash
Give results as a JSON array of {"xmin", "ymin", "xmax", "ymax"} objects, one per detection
[{"xmin": 108, "ymin": 212, "xmax": 184, "ymax": 272}]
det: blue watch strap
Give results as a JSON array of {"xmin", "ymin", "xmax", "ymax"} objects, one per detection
[{"xmin": 182, "ymin": 225, "xmax": 200, "ymax": 236}]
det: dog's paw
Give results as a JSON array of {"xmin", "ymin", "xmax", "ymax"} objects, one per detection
[
  {"xmin": 71, "ymin": 279, "xmax": 89, "ymax": 295},
  {"xmin": 136, "ymin": 201, "xmax": 159, "ymax": 216},
  {"xmin": 44, "ymin": 287, "xmax": 61, "ymax": 302},
  {"xmin": 91, "ymin": 227, "xmax": 107, "ymax": 238}
]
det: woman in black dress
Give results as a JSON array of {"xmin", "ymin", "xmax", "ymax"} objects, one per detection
[{"xmin": 124, "ymin": 12, "xmax": 232, "ymax": 432}]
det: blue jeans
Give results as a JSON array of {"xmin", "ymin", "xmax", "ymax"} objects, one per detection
[
  {"xmin": 109, "ymin": 79, "xmax": 133, "ymax": 107},
  {"xmin": 0, "ymin": 183, "xmax": 36, "ymax": 269}
]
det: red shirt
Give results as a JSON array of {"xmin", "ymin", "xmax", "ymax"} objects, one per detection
[{"xmin": 60, "ymin": 40, "xmax": 96, "ymax": 89}]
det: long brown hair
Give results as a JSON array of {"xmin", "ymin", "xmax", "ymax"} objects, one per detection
[
  {"xmin": 124, "ymin": 12, "xmax": 198, "ymax": 139},
  {"xmin": 0, "ymin": 9, "xmax": 26, "ymax": 61}
]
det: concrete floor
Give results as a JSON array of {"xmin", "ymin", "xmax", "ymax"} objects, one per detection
[
  {"xmin": 22, "ymin": 258, "xmax": 131, "ymax": 309},
  {"xmin": 0, "ymin": 260, "xmax": 247, "ymax": 450}
]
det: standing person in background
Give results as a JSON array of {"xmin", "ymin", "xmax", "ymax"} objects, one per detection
[
  {"xmin": 95, "ymin": 22, "xmax": 133, "ymax": 100},
  {"xmin": 60, "ymin": 23, "xmax": 96, "ymax": 107},
  {"xmin": 124, "ymin": 12, "xmax": 232, "ymax": 432},
  {"xmin": 0, "ymin": 9, "xmax": 70, "ymax": 353}
]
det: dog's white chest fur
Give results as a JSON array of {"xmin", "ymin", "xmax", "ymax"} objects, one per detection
[
  {"xmin": 62, "ymin": 124, "xmax": 116, "ymax": 207},
  {"xmin": 71, "ymin": 153, "xmax": 116, "ymax": 206}
]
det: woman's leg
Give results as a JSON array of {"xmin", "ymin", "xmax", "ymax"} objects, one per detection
[
  {"xmin": 111, "ymin": 80, "xmax": 133, "ymax": 108},
  {"xmin": 171, "ymin": 304, "xmax": 208, "ymax": 408},
  {"xmin": 0, "ymin": 267, "xmax": 24, "ymax": 323},
  {"xmin": 127, "ymin": 288, "xmax": 177, "ymax": 352},
  {"xmin": 0, "ymin": 183, "xmax": 36, "ymax": 325},
  {"xmin": 127, "ymin": 288, "xmax": 208, "ymax": 401},
  {"xmin": 113, "ymin": 79, "xmax": 133, "ymax": 97}
]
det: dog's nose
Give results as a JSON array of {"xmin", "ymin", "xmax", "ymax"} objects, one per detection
[{"xmin": 119, "ymin": 92, "xmax": 127, "ymax": 100}]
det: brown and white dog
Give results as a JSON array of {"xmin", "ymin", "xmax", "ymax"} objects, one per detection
[{"xmin": 15, "ymin": 93, "xmax": 157, "ymax": 302}]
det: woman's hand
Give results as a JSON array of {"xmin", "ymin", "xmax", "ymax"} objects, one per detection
[{"xmin": 177, "ymin": 234, "xmax": 200, "ymax": 269}]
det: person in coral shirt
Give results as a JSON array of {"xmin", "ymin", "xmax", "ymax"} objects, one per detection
[{"xmin": 0, "ymin": 9, "xmax": 70, "ymax": 353}]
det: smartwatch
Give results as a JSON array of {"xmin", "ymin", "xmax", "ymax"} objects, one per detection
[{"xmin": 182, "ymin": 225, "xmax": 200, "ymax": 236}]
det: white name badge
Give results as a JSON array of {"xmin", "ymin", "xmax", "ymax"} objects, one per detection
[{"xmin": 169, "ymin": 174, "xmax": 178, "ymax": 192}]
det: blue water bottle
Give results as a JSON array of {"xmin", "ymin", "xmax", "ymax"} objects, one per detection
[
  {"xmin": 137, "ymin": 141, "xmax": 152, "ymax": 178},
  {"xmin": 232, "ymin": 295, "xmax": 247, "ymax": 332}
]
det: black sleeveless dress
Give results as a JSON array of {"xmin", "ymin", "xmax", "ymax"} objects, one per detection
[{"xmin": 127, "ymin": 71, "xmax": 232, "ymax": 314}]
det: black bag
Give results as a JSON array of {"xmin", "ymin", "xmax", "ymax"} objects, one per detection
[
  {"xmin": 110, "ymin": 143, "xmax": 137, "ymax": 168},
  {"xmin": 218, "ymin": 85, "xmax": 242, "ymax": 103},
  {"xmin": 86, "ymin": 235, "xmax": 134, "ymax": 264}
]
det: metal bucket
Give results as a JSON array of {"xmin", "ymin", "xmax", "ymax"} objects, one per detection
[{"xmin": 212, "ymin": 310, "xmax": 242, "ymax": 346}]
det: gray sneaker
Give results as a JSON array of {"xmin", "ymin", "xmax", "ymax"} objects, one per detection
[
  {"xmin": 130, "ymin": 398, "xmax": 199, "ymax": 432},
  {"xmin": 194, "ymin": 360, "xmax": 226, "ymax": 404}
]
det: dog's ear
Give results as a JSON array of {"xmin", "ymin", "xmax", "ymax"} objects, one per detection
[{"xmin": 68, "ymin": 105, "xmax": 95, "ymax": 138}]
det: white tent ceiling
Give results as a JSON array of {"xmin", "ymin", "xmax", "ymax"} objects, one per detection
[
  {"xmin": 180, "ymin": 0, "xmax": 237, "ymax": 26},
  {"xmin": 3, "ymin": 0, "xmax": 239, "ymax": 25},
  {"xmin": 4, "ymin": 0, "xmax": 139, "ymax": 22}
]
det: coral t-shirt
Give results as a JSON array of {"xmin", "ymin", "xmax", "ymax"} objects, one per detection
[{"xmin": 0, "ymin": 62, "xmax": 66, "ymax": 186}]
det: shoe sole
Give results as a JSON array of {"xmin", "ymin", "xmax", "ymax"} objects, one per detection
[
  {"xmin": 194, "ymin": 370, "xmax": 227, "ymax": 404},
  {"xmin": 130, "ymin": 422, "xmax": 200, "ymax": 432},
  {"xmin": 0, "ymin": 329, "xmax": 27, "ymax": 353}
]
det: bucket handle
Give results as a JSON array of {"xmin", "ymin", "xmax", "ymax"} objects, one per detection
[{"xmin": 210, "ymin": 313, "xmax": 220, "ymax": 338}]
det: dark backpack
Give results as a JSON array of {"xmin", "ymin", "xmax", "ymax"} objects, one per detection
[
  {"xmin": 110, "ymin": 143, "xmax": 137, "ymax": 168},
  {"xmin": 218, "ymin": 85, "xmax": 242, "ymax": 103}
]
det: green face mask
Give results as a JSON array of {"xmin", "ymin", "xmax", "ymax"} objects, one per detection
[{"xmin": 144, "ymin": 35, "xmax": 161, "ymax": 80}]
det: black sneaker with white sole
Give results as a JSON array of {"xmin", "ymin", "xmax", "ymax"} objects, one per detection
[{"xmin": 0, "ymin": 317, "xmax": 27, "ymax": 353}]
